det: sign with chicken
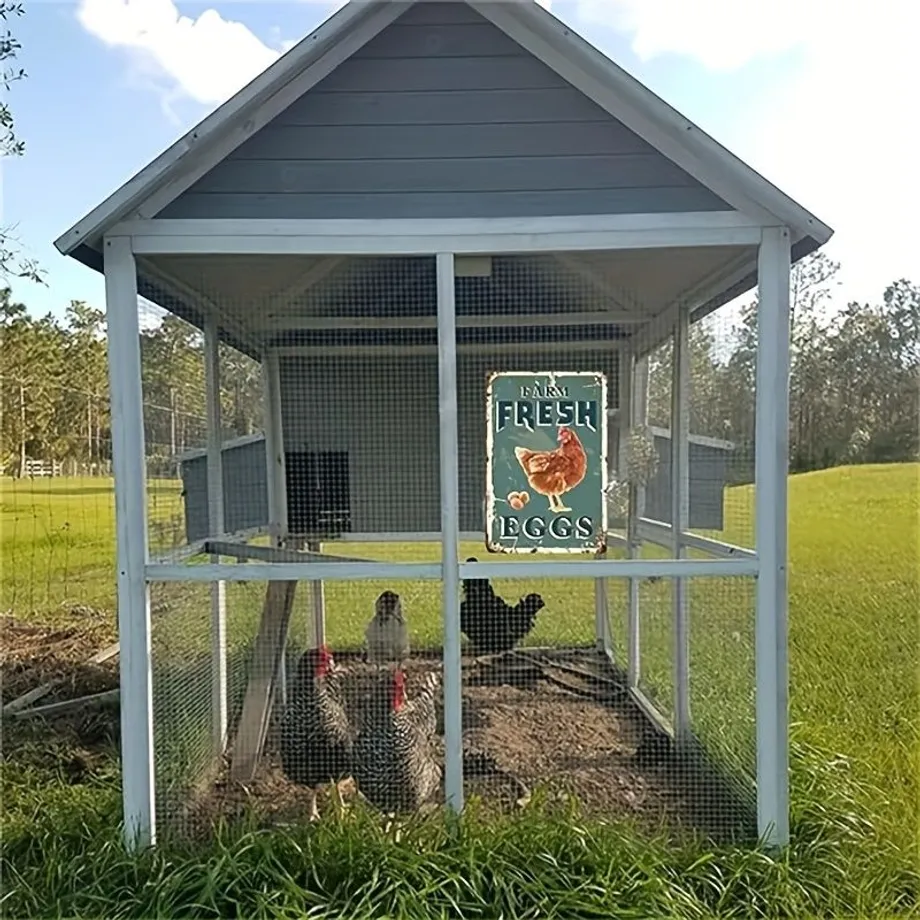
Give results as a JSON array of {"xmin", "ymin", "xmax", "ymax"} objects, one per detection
[{"xmin": 486, "ymin": 371, "xmax": 608, "ymax": 554}]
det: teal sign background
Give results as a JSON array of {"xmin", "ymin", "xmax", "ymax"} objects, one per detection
[{"xmin": 486, "ymin": 371, "xmax": 608, "ymax": 554}]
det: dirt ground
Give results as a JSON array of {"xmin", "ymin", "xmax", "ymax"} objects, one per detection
[{"xmin": 2, "ymin": 624, "xmax": 752, "ymax": 842}]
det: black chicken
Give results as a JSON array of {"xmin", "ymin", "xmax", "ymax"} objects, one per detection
[
  {"xmin": 279, "ymin": 644, "xmax": 354, "ymax": 819},
  {"xmin": 460, "ymin": 557, "xmax": 546, "ymax": 655}
]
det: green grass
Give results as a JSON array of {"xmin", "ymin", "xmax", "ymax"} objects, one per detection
[{"xmin": 2, "ymin": 464, "xmax": 918, "ymax": 918}]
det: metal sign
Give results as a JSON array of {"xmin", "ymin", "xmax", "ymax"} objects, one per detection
[{"xmin": 486, "ymin": 371, "xmax": 608, "ymax": 554}]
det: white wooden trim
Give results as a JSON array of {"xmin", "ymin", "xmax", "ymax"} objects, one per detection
[
  {"xmin": 648, "ymin": 425, "xmax": 736, "ymax": 452},
  {"xmin": 149, "ymin": 524, "xmax": 269, "ymax": 564},
  {"xmin": 472, "ymin": 0, "xmax": 833, "ymax": 244},
  {"xmin": 637, "ymin": 518, "xmax": 756, "ymax": 560},
  {"xmin": 263, "ymin": 310, "xmax": 647, "ymax": 332},
  {"xmin": 53, "ymin": 2, "xmax": 407, "ymax": 253},
  {"xmin": 104, "ymin": 235, "xmax": 156, "ymax": 850},
  {"xmin": 264, "ymin": 354, "xmax": 288, "ymax": 545},
  {"xmin": 594, "ymin": 549, "xmax": 612, "ymax": 656},
  {"xmin": 121, "ymin": 213, "xmax": 763, "ymax": 257},
  {"xmin": 147, "ymin": 561, "xmax": 443, "ymax": 582},
  {"xmin": 437, "ymin": 252, "xmax": 464, "ymax": 812},
  {"xmin": 288, "ymin": 530, "xmax": 484, "ymax": 544},
  {"xmin": 146, "ymin": 556, "xmax": 758, "ymax": 582},
  {"xmin": 754, "ymin": 226, "xmax": 792, "ymax": 849},
  {"xmin": 627, "ymin": 352, "xmax": 648, "ymax": 688},
  {"xmin": 307, "ymin": 540, "xmax": 326, "ymax": 649},
  {"xmin": 178, "ymin": 431, "xmax": 266, "ymax": 463},
  {"xmin": 670, "ymin": 308, "xmax": 691, "ymax": 740},
  {"xmin": 204, "ymin": 316, "xmax": 228, "ymax": 754},
  {"xmin": 270, "ymin": 340, "xmax": 631, "ymax": 359},
  {"xmin": 117, "ymin": 212, "xmax": 762, "ymax": 237}
]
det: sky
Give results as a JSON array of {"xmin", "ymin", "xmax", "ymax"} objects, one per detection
[{"xmin": 3, "ymin": 0, "xmax": 918, "ymax": 323}]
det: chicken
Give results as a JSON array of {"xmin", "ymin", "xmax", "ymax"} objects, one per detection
[
  {"xmin": 514, "ymin": 425, "xmax": 587, "ymax": 513},
  {"xmin": 279, "ymin": 644, "xmax": 354, "ymax": 821},
  {"xmin": 364, "ymin": 590, "xmax": 410, "ymax": 666},
  {"xmin": 352, "ymin": 668, "xmax": 441, "ymax": 813},
  {"xmin": 461, "ymin": 561, "xmax": 546, "ymax": 655}
]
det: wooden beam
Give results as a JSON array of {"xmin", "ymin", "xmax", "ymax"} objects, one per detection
[
  {"xmin": 229, "ymin": 580, "xmax": 298, "ymax": 784},
  {"xmin": 2, "ymin": 642, "xmax": 120, "ymax": 716},
  {"xmin": 203, "ymin": 539, "xmax": 368, "ymax": 564}
]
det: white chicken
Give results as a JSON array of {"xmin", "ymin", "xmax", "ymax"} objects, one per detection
[{"xmin": 365, "ymin": 590, "xmax": 410, "ymax": 666}]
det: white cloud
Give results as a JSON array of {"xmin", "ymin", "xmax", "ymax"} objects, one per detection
[
  {"xmin": 76, "ymin": 0, "xmax": 288, "ymax": 106},
  {"xmin": 575, "ymin": 0, "xmax": 919, "ymax": 302}
]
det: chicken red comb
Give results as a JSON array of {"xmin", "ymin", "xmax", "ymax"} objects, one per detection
[{"xmin": 391, "ymin": 668, "xmax": 406, "ymax": 712}]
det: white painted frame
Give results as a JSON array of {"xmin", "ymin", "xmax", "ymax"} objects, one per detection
[
  {"xmin": 146, "ymin": 558, "xmax": 758, "ymax": 582},
  {"xmin": 115, "ymin": 213, "xmax": 763, "ymax": 257},
  {"xmin": 670, "ymin": 307, "xmax": 691, "ymax": 741},
  {"xmin": 627, "ymin": 354, "xmax": 649, "ymax": 688},
  {"xmin": 754, "ymin": 226, "xmax": 792, "ymax": 848},
  {"xmin": 263, "ymin": 310, "xmax": 648, "ymax": 331},
  {"xmin": 104, "ymin": 235, "xmax": 156, "ymax": 850},
  {"xmin": 437, "ymin": 252, "xmax": 464, "ymax": 812},
  {"xmin": 204, "ymin": 316, "xmax": 228, "ymax": 753},
  {"xmin": 106, "ymin": 218, "xmax": 791, "ymax": 849}
]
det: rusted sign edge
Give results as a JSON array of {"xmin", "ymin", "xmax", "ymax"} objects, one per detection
[{"xmin": 484, "ymin": 370, "xmax": 609, "ymax": 556}]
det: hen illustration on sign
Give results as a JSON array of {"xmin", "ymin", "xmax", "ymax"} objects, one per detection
[{"xmin": 486, "ymin": 371, "xmax": 608, "ymax": 554}]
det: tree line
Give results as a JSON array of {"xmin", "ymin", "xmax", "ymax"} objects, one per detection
[
  {"xmin": 646, "ymin": 254, "xmax": 918, "ymax": 478},
  {"xmin": 0, "ymin": 291, "xmax": 263, "ymax": 476},
  {"xmin": 1, "ymin": 253, "xmax": 917, "ymax": 479}
]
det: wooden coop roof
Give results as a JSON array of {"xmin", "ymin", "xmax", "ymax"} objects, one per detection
[{"xmin": 54, "ymin": 0, "xmax": 832, "ymax": 357}]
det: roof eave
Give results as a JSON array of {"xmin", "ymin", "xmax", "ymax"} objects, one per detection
[
  {"xmin": 52, "ymin": 0, "xmax": 390, "ymax": 258},
  {"xmin": 487, "ymin": 0, "xmax": 834, "ymax": 245}
]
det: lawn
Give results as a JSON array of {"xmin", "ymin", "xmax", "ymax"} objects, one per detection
[{"xmin": 1, "ymin": 464, "xmax": 917, "ymax": 918}]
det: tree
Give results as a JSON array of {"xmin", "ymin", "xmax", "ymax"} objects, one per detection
[
  {"xmin": 1, "ymin": 1, "xmax": 42, "ymax": 284},
  {"xmin": 0, "ymin": 288, "xmax": 65, "ymax": 474}
]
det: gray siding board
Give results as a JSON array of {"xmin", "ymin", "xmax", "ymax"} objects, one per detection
[
  {"xmin": 180, "ymin": 439, "xmax": 270, "ymax": 543},
  {"xmin": 317, "ymin": 56, "xmax": 564, "ymax": 92},
  {"xmin": 193, "ymin": 155, "xmax": 700, "ymax": 196},
  {"xmin": 355, "ymin": 23, "xmax": 524, "ymax": 58},
  {"xmin": 167, "ymin": 187, "xmax": 727, "ymax": 220},
  {"xmin": 163, "ymin": 2, "xmax": 731, "ymax": 221},
  {"xmin": 274, "ymin": 88, "xmax": 624, "ymax": 127},
  {"xmin": 643, "ymin": 439, "xmax": 730, "ymax": 531},
  {"xmin": 232, "ymin": 123, "xmax": 655, "ymax": 161}
]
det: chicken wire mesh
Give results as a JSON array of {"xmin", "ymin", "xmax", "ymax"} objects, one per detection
[
  {"xmin": 149, "ymin": 574, "xmax": 445, "ymax": 836},
  {"xmin": 138, "ymin": 296, "xmax": 265, "ymax": 559},
  {"xmin": 135, "ymin": 245, "xmax": 763, "ymax": 841}
]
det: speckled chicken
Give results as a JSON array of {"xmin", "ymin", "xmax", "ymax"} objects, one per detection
[
  {"xmin": 279, "ymin": 644, "xmax": 354, "ymax": 819},
  {"xmin": 352, "ymin": 668, "xmax": 441, "ymax": 813}
]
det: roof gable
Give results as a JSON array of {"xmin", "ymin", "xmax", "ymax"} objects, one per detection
[{"xmin": 54, "ymin": 0, "xmax": 831, "ymax": 256}]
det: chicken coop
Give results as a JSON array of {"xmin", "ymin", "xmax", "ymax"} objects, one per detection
[{"xmin": 55, "ymin": 0, "xmax": 831, "ymax": 850}]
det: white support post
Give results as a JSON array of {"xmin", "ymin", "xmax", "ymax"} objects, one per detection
[
  {"xmin": 262, "ymin": 353, "xmax": 290, "ymax": 703},
  {"xmin": 627, "ymin": 355, "xmax": 649, "ymax": 688},
  {"xmin": 593, "ymin": 548, "xmax": 611, "ymax": 656},
  {"xmin": 308, "ymin": 540, "xmax": 326, "ymax": 648},
  {"xmin": 437, "ymin": 251, "xmax": 463, "ymax": 812},
  {"xmin": 204, "ymin": 316, "xmax": 228, "ymax": 754},
  {"xmin": 103, "ymin": 235, "xmax": 155, "ymax": 849},
  {"xmin": 263, "ymin": 354, "xmax": 288, "ymax": 547},
  {"xmin": 670, "ymin": 307, "xmax": 691, "ymax": 741},
  {"xmin": 755, "ymin": 226, "xmax": 792, "ymax": 848}
]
